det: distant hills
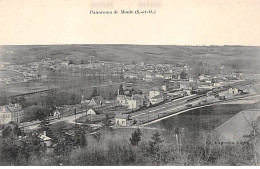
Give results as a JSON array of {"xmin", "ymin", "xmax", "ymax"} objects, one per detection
[{"xmin": 1, "ymin": 45, "xmax": 260, "ymax": 65}]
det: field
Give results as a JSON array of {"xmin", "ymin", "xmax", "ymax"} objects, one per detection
[
  {"xmin": 0, "ymin": 82, "xmax": 55, "ymax": 97},
  {"xmin": 149, "ymin": 103, "xmax": 258, "ymax": 132},
  {"xmin": 0, "ymin": 69, "xmax": 22, "ymax": 78}
]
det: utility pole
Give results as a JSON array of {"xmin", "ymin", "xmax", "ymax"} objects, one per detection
[
  {"xmin": 148, "ymin": 110, "xmax": 149, "ymax": 122},
  {"xmin": 74, "ymin": 107, "xmax": 77, "ymax": 125},
  {"xmin": 175, "ymin": 133, "xmax": 179, "ymax": 153}
]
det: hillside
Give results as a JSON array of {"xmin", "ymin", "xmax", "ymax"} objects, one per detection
[{"xmin": 1, "ymin": 45, "xmax": 260, "ymax": 66}]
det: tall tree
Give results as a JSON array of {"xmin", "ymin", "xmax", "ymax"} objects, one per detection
[
  {"xmin": 92, "ymin": 87, "xmax": 99, "ymax": 97},
  {"xmin": 180, "ymin": 71, "xmax": 187, "ymax": 79},
  {"xmin": 118, "ymin": 83, "xmax": 124, "ymax": 95},
  {"xmin": 102, "ymin": 113, "xmax": 112, "ymax": 131},
  {"xmin": 130, "ymin": 128, "xmax": 142, "ymax": 146},
  {"xmin": 23, "ymin": 105, "xmax": 48, "ymax": 122},
  {"xmin": 147, "ymin": 131, "xmax": 164, "ymax": 157},
  {"xmin": 74, "ymin": 125, "xmax": 87, "ymax": 148}
]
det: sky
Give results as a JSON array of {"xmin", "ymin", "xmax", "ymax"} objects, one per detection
[{"xmin": 0, "ymin": 0, "xmax": 260, "ymax": 46}]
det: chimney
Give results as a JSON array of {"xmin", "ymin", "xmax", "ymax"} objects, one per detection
[{"xmin": 43, "ymin": 131, "xmax": 47, "ymax": 136}]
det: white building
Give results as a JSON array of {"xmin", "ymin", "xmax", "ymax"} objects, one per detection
[
  {"xmin": 229, "ymin": 88, "xmax": 239, "ymax": 94},
  {"xmin": 150, "ymin": 94, "xmax": 164, "ymax": 105},
  {"xmin": 117, "ymin": 95, "xmax": 143, "ymax": 110},
  {"xmin": 149, "ymin": 90, "xmax": 161, "ymax": 99},
  {"xmin": 162, "ymin": 85, "xmax": 168, "ymax": 92},
  {"xmin": 213, "ymin": 82, "xmax": 223, "ymax": 87},
  {"xmin": 115, "ymin": 114, "xmax": 132, "ymax": 127},
  {"xmin": 86, "ymin": 108, "xmax": 98, "ymax": 115},
  {"xmin": 199, "ymin": 74, "xmax": 205, "ymax": 81},
  {"xmin": 40, "ymin": 131, "xmax": 52, "ymax": 148},
  {"xmin": 0, "ymin": 103, "xmax": 24, "ymax": 125}
]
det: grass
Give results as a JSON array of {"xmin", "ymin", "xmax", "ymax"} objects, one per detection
[
  {"xmin": 149, "ymin": 103, "xmax": 258, "ymax": 132},
  {"xmin": 0, "ymin": 69, "xmax": 22, "ymax": 78}
]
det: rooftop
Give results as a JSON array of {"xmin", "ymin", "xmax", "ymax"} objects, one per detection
[{"xmin": 215, "ymin": 109, "xmax": 260, "ymax": 143}]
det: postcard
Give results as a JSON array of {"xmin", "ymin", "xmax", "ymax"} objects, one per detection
[{"xmin": 0, "ymin": 0, "xmax": 259, "ymax": 166}]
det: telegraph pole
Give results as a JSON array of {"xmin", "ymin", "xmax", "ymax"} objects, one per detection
[{"xmin": 74, "ymin": 107, "xmax": 77, "ymax": 125}]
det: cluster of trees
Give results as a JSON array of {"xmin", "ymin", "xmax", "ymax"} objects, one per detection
[
  {"xmin": 44, "ymin": 91, "xmax": 81, "ymax": 108},
  {"xmin": 189, "ymin": 61, "xmax": 221, "ymax": 77},
  {"xmin": 23, "ymin": 105, "xmax": 49, "ymax": 122},
  {"xmin": 0, "ymin": 122, "xmax": 46, "ymax": 165},
  {"xmin": 86, "ymin": 86, "xmax": 118, "ymax": 100},
  {"xmin": 180, "ymin": 71, "xmax": 188, "ymax": 79},
  {"xmin": 0, "ymin": 91, "xmax": 9, "ymax": 106},
  {"xmin": 1, "ymin": 122, "xmax": 259, "ymax": 166},
  {"xmin": 0, "ymin": 120, "xmax": 89, "ymax": 166}
]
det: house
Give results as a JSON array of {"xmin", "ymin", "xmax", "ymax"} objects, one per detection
[
  {"xmin": 40, "ymin": 131, "xmax": 52, "ymax": 148},
  {"xmin": 53, "ymin": 109, "xmax": 61, "ymax": 118},
  {"xmin": 189, "ymin": 78, "xmax": 194, "ymax": 82},
  {"xmin": 183, "ymin": 89, "xmax": 192, "ymax": 95},
  {"xmin": 213, "ymin": 82, "xmax": 223, "ymax": 87},
  {"xmin": 162, "ymin": 85, "xmax": 168, "ymax": 92},
  {"xmin": 115, "ymin": 114, "xmax": 132, "ymax": 127},
  {"xmin": 80, "ymin": 99, "xmax": 91, "ymax": 107},
  {"xmin": 155, "ymin": 73, "xmax": 164, "ymax": 79},
  {"xmin": 199, "ymin": 74, "xmax": 205, "ymax": 81},
  {"xmin": 0, "ymin": 103, "xmax": 24, "ymax": 125},
  {"xmin": 89, "ymin": 96, "xmax": 105, "ymax": 107},
  {"xmin": 150, "ymin": 94, "xmax": 164, "ymax": 105},
  {"xmin": 54, "ymin": 104, "xmax": 83, "ymax": 117},
  {"xmin": 86, "ymin": 108, "xmax": 102, "ymax": 115},
  {"xmin": 149, "ymin": 90, "xmax": 161, "ymax": 99},
  {"xmin": 117, "ymin": 94, "xmax": 144, "ymax": 110},
  {"xmin": 116, "ymin": 95, "xmax": 127, "ymax": 106},
  {"xmin": 163, "ymin": 74, "xmax": 172, "ymax": 80},
  {"xmin": 179, "ymin": 81, "xmax": 197, "ymax": 90},
  {"xmin": 228, "ymin": 86, "xmax": 248, "ymax": 95},
  {"xmin": 126, "ymin": 95, "xmax": 144, "ymax": 110},
  {"xmin": 229, "ymin": 88, "xmax": 239, "ymax": 94},
  {"xmin": 214, "ymin": 109, "xmax": 260, "ymax": 145}
]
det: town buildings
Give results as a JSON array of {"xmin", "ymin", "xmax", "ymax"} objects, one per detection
[
  {"xmin": 0, "ymin": 103, "xmax": 24, "ymax": 124},
  {"xmin": 115, "ymin": 114, "xmax": 132, "ymax": 127},
  {"xmin": 116, "ymin": 95, "xmax": 144, "ymax": 110}
]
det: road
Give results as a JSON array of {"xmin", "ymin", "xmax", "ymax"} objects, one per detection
[
  {"xmin": 22, "ymin": 92, "xmax": 260, "ymax": 131},
  {"xmin": 22, "ymin": 111, "xmax": 87, "ymax": 130},
  {"xmin": 22, "ymin": 94, "xmax": 199, "ymax": 130},
  {"xmin": 129, "ymin": 94, "xmax": 207, "ymax": 124}
]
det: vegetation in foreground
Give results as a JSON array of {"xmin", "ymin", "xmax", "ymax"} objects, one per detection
[{"xmin": 0, "ymin": 119, "xmax": 259, "ymax": 166}]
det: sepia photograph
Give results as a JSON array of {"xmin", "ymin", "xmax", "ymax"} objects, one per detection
[{"xmin": 0, "ymin": 0, "xmax": 260, "ymax": 166}]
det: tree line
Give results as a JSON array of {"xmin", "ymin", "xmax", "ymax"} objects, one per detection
[{"xmin": 0, "ymin": 120, "xmax": 259, "ymax": 166}]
